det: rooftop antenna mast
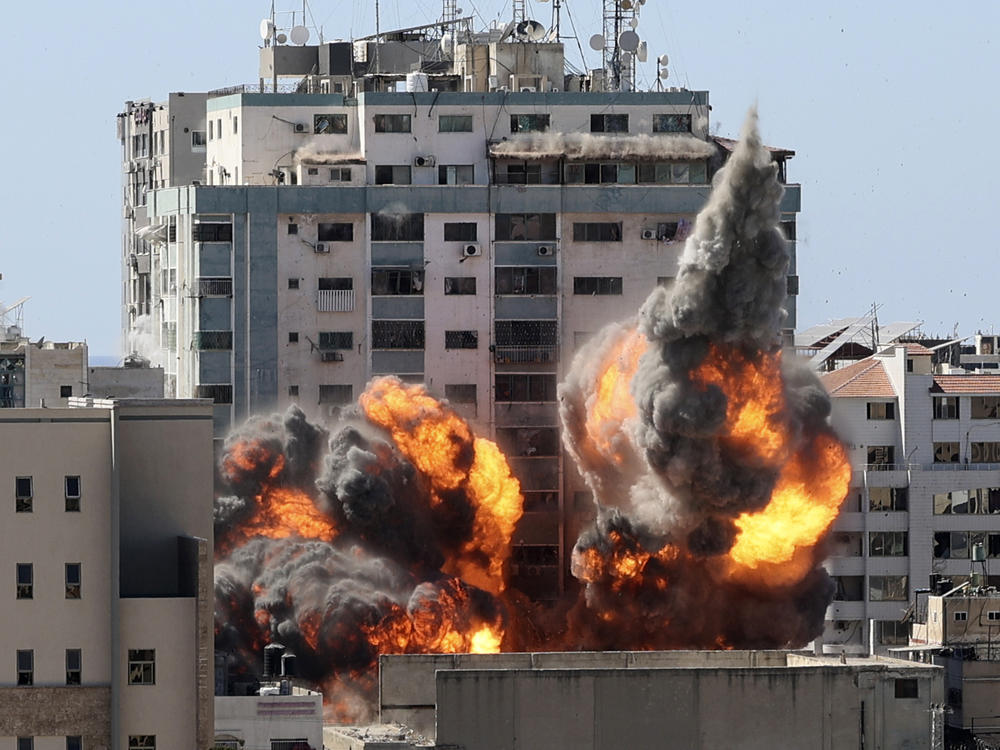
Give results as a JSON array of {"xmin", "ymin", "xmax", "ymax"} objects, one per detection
[
  {"xmin": 374, "ymin": 0, "xmax": 381, "ymax": 81},
  {"xmin": 512, "ymin": 0, "xmax": 526, "ymax": 24},
  {"xmin": 442, "ymin": 0, "xmax": 458, "ymax": 23},
  {"xmin": 602, "ymin": 0, "xmax": 642, "ymax": 91}
]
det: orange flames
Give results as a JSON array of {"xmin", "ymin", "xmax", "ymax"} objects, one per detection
[
  {"xmin": 360, "ymin": 377, "xmax": 523, "ymax": 594},
  {"xmin": 585, "ymin": 329, "xmax": 648, "ymax": 463}
]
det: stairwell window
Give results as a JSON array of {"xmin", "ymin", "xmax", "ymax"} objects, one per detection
[
  {"xmin": 66, "ymin": 563, "xmax": 81, "ymax": 599},
  {"xmin": 128, "ymin": 649, "xmax": 155, "ymax": 685},
  {"xmin": 65, "ymin": 475, "xmax": 81, "ymax": 512},
  {"xmin": 15, "ymin": 476, "xmax": 32, "ymax": 512},
  {"xmin": 16, "ymin": 649, "xmax": 32, "ymax": 686},
  {"xmin": 16, "ymin": 563, "xmax": 32, "ymax": 599},
  {"xmin": 66, "ymin": 649, "xmax": 81, "ymax": 685}
]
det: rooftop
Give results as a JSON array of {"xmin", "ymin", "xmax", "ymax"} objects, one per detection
[{"xmin": 819, "ymin": 358, "xmax": 896, "ymax": 398}]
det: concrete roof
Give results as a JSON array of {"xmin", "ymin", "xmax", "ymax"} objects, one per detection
[{"xmin": 820, "ymin": 358, "xmax": 896, "ymax": 398}]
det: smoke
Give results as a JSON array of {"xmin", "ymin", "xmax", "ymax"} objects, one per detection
[
  {"xmin": 124, "ymin": 314, "xmax": 163, "ymax": 366},
  {"xmin": 490, "ymin": 132, "xmax": 717, "ymax": 161},
  {"xmin": 294, "ymin": 138, "xmax": 364, "ymax": 165}
]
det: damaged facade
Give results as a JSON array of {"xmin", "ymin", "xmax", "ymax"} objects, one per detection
[{"xmin": 118, "ymin": 22, "xmax": 801, "ymax": 601}]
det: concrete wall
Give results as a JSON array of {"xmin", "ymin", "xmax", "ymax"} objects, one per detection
[
  {"xmin": 24, "ymin": 343, "xmax": 88, "ymax": 407},
  {"xmin": 0, "ymin": 687, "xmax": 110, "ymax": 748},
  {"xmin": 88, "ymin": 367, "xmax": 164, "ymax": 399},
  {"xmin": 215, "ymin": 694, "xmax": 323, "ymax": 749}
]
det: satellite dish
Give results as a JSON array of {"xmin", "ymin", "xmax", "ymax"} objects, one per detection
[
  {"xmin": 498, "ymin": 20, "xmax": 517, "ymax": 43},
  {"xmin": 657, "ymin": 53, "xmax": 669, "ymax": 66},
  {"xmin": 589, "ymin": 34, "xmax": 605, "ymax": 51},
  {"xmin": 276, "ymin": 32, "xmax": 288, "ymax": 44},
  {"xmin": 620, "ymin": 0, "xmax": 633, "ymax": 8},
  {"xmin": 618, "ymin": 30, "xmax": 639, "ymax": 52},
  {"xmin": 629, "ymin": 17, "xmax": 639, "ymax": 29},
  {"xmin": 517, "ymin": 19, "xmax": 545, "ymax": 41},
  {"xmin": 637, "ymin": 40, "xmax": 647, "ymax": 62},
  {"xmin": 658, "ymin": 67, "xmax": 669, "ymax": 80},
  {"xmin": 290, "ymin": 25, "xmax": 310, "ymax": 45},
  {"xmin": 259, "ymin": 19, "xmax": 275, "ymax": 40}
]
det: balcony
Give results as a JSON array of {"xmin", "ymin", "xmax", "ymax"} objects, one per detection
[
  {"xmin": 197, "ymin": 277, "xmax": 233, "ymax": 296},
  {"xmin": 193, "ymin": 330, "xmax": 233, "ymax": 350},
  {"xmin": 318, "ymin": 289, "xmax": 355, "ymax": 312},
  {"xmin": 493, "ymin": 345, "xmax": 558, "ymax": 365}
]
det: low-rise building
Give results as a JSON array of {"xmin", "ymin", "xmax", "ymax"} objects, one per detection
[{"xmin": 215, "ymin": 691, "xmax": 323, "ymax": 750}]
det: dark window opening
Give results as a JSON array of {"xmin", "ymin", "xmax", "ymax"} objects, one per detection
[
  {"xmin": 495, "ymin": 373, "xmax": 557, "ymax": 402},
  {"xmin": 372, "ymin": 320, "xmax": 424, "ymax": 349},
  {"xmin": 371, "ymin": 269, "xmax": 423, "ymax": 295},
  {"xmin": 445, "ymin": 331, "xmax": 478, "ymax": 349},
  {"xmin": 444, "ymin": 222, "xmax": 477, "ymax": 242},
  {"xmin": 590, "ymin": 114, "xmax": 628, "ymax": 133},
  {"xmin": 573, "ymin": 222, "xmax": 622, "ymax": 242},
  {"xmin": 495, "ymin": 213, "xmax": 556, "ymax": 241},
  {"xmin": 444, "ymin": 277, "xmax": 476, "ymax": 295},
  {"xmin": 573, "ymin": 277, "xmax": 623, "ymax": 295},
  {"xmin": 495, "ymin": 267, "xmax": 557, "ymax": 295},
  {"xmin": 318, "ymin": 223, "xmax": 354, "ymax": 242},
  {"xmin": 371, "ymin": 213, "xmax": 424, "ymax": 242},
  {"xmin": 652, "ymin": 113, "xmax": 692, "ymax": 133},
  {"xmin": 318, "ymin": 331, "xmax": 353, "ymax": 350},
  {"xmin": 510, "ymin": 114, "xmax": 550, "ymax": 133},
  {"xmin": 373, "ymin": 114, "xmax": 411, "ymax": 133}
]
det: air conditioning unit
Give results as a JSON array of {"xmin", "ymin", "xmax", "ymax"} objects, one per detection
[
  {"xmin": 413, "ymin": 155, "xmax": 436, "ymax": 167},
  {"xmin": 462, "ymin": 243, "xmax": 482, "ymax": 257},
  {"xmin": 294, "ymin": 123, "xmax": 306, "ymax": 133},
  {"xmin": 641, "ymin": 228, "xmax": 657, "ymax": 240},
  {"xmin": 537, "ymin": 245, "xmax": 554, "ymax": 256},
  {"xmin": 520, "ymin": 86, "xmax": 537, "ymax": 93},
  {"xmin": 315, "ymin": 243, "xmax": 329, "ymax": 253},
  {"xmin": 320, "ymin": 351, "xmax": 344, "ymax": 362}
]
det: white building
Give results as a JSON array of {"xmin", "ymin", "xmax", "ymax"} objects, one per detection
[
  {"xmin": 214, "ymin": 692, "xmax": 323, "ymax": 750},
  {"xmin": 120, "ymin": 25, "xmax": 802, "ymax": 601},
  {"xmin": 820, "ymin": 343, "xmax": 1000, "ymax": 652},
  {"xmin": 0, "ymin": 399, "xmax": 214, "ymax": 750}
]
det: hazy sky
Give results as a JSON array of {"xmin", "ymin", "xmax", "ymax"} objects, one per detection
[{"xmin": 1, "ymin": 1, "xmax": 997, "ymax": 358}]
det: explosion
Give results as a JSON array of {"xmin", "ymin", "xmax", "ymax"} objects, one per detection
[{"xmin": 214, "ymin": 109, "xmax": 849, "ymax": 718}]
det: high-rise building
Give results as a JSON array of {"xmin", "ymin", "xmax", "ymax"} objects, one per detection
[
  {"xmin": 119, "ymin": 19, "xmax": 801, "ymax": 600},
  {"xmin": 0, "ymin": 398, "xmax": 214, "ymax": 749}
]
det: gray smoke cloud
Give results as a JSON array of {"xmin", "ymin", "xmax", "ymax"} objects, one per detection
[
  {"xmin": 490, "ymin": 132, "xmax": 717, "ymax": 161},
  {"xmin": 559, "ymin": 109, "xmax": 844, "ymax": 649}
]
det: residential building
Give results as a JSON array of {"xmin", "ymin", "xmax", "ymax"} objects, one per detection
[
  {"xmin": 820, "ymin": 343, "xmax": 1000, "ymax": 653},
  {"xmin": 120, "ymin": 21, "xmax": 802, "ymax": 600},
  {"xmin": 0, "ymin": 398, "xmax": 214, "ymax": 749},
  {"xmin": 215, "ymin": 691, "xmax": 323, "ymax": 750}
]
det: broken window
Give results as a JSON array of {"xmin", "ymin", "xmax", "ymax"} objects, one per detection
[
  {"xmin": 439, "ymin": 115, "xmax": 473, "ymax": 132},
  {"xmin": 866, "ymin": 445, "xmax": 895, "ymax": 469},
  {"xmin": 573, "ymin": 277, "xmax": 623, "ymax": 295},
  {"xmin": 445, "ymin": 384, "xmax": 477, "ymax": 403},
  {"xmin": 444, "ymin": 277, "xmax": 476, "ymax": 295},
  {"xmin": 314, "ymin": 113, "xmax": 348, "ymax": 134},
  {"xmin": 16, "ymin": 649, "xmax": 32, "ymax": 686},
  {"xmin": 572, "ymin": 222, "xmax": 622, "ymax": 242},
  {"xmin": 495, "ymin": 267, "xmax": 557, "ymax": 295},
  {"xmin": 65, "ymin": 563, "xmax": 81, "ymax": 599},
  {"xmin": 127, "ymin": 649, "xmax": 155, "ymax": 685},
  {"xmin": 318, "ymin": 331, "xmax": 353, "ymax": 350},
  {"xmin": 869, "ymin": 486, "xmax": 908, "ymax": 511},
  {"xmin": 933, "ymin": 442, "xmax": 959, "ymax": 463},
  {"xmin": 374, "ymin": 165, "xmax": 412, "ymax": 185},
  {"xmin": 438, "ymin": 165, "xmax": 474, "ymax": 185},
  {"xmin": 494, "ymin": 320, "xmax": 558, "ymax": 347},
  {"xmin": 869, "ymin": 531, "xmax": 907, "ymax": 557},
  {"xmin": 829, "ymin": 532, "xmax": 863, "ymax": 557},
  {"xmin": 371, "ymin": 213, "xmax": 424, "ymax": 241},
  {"xmin": 16, "ymin": 563, "xmax": 32, "ymax": 599},
  {"xmin": 869, "ymin": 575, "xmax": 908, "ymax": 602},
  {"xmin": 833, "ymin": 576, "xmax": 864, "ymax": 601},
  {"xmin": 195, "ymin": 384, "xmax": 232, "ymax": 404},
  {"xmin": 65, "ymin": 475, "xmax": 81, "ymax": 512},
  {"xmin": 374, "ymin": 114, "xmax": 411, "ymax": 133},
  {"xmin": 445, "ymin": 331, "xmax": 478, "ymax": 349},
  {"xmin": 318, "ymin": 385, "xmax": 353, "ymax": 404},
  {"xmin": 971, "ymin": 396, "xmax": 1000, "ymax": 419},
  {"xmin": 933, "ymin": 396, "xmax": 959, "ymax": 420},
  {"xmin": 866, "ymin": 402, "xmax": 895, "ymax": 420},
  {"xmin": 371, "ymin": 269, "xmax": 423, "ymax": 295},
  {"xmin": 66, "ymin": 648, "xmax": 81, "ymax": 685},
  {"xmin": 495, "ymin": 373, "xmax": 557, "ymax": 402},
  {"xmin": 510, "ymin": 114, "xmax": 550, "ymax": 133},
  {"xmin": 652, "ymin": 113, "xmax": 692, "ymax": 133},
  {"xmin": 934, "ymin": 531, "xmax": 969, "ymax": 559},
  {"xmin": 372, "ymin": 321, "xmax": 424, "ymax": 349},
  {"xmin": 318, "ymin": 223, "xmax": 354, "ymax": 242},
  {"xmin": 496, "ymin": 427, "xmax": 561, "ymax": 457},
  {"xmin": 444, "ymin": 222, "xmax": 477, "ymax": 242},
  {"xmin": 495, "ymin": 213, "xmax": 556, "ymax": 241},
  {"xmin": 971, "ymin": 442, "xmax": 1000, "ymax": 463},
  {"xmin": 15, "ymin": 476, "xmax": 32, "ymax": 513},
  {"xmin": 590, "ymin": 114, "xmax": 628, "ymax": 133}
]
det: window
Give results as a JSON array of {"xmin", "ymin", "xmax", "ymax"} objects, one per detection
[
  {"xmin": 653, "ymin": 113, "xmax": 692, "ymax": 133},
  {"xmin": 894, "ymin": 679, "xmax": 919, "ymax": 699},
  {"xmin": 374, "ymin": 165, "xmax": 412, "ymax": 185},
  {"xmin": 288, "ymin": 332, "xmax": 299, "ymax": 343},
  {"xmin": 495, "ymin": 320, "xmax": 557, "ymax": 347},
  {"xmin": 877, "ymin": 621, "xmax": 909, "ymax": 646},
  {"xmin": 988, "ymin": 611, "xmax": 1000, "ymax": 621},
  {"xmin": 66, "ymin": 648, "xmax": 81, "ymax": 685},
  {"xmin": 590, "ymin": 113, "xmax": 628, "ymax": 133},
  {"xmin": 16, "ymin": 563, "xmax": 32, "ymax": 599},
  {"xmin": 510, "ymin": 114, "xmax": 550, "ymax": 133},
  {"xmin": 16, "ymin": 649, "xmax": 32, "ymax": 685},
  {"xmin": 67, "ymin": 738, "xmax": 82, "ymax": 750},
  {"xmin": 60, "ymin": 385, "xmax": 73, "ymax": 398},
  {"xmin": 954, "ymin": 610, "xmax": 968, "ymax": 622},
  {"xmin": 66, "ymin": 563, "xmax": 81, "ymax": 599},
  {"xmin": 934, "ymin": 488, "xmax": 1000, "ymax": 515},
  {"xmin": 233, "ymin": 116, "xmax": 238, "ymax": 134},
  {"xmin": 497, "ymin": 427, "xmax": 560, "ymax": 457},
  {"xmin": 444, "ymin": 222, "xmax": 477, "ymax": 242},
  {"xmin": 934, "ymin": 531, "xmax": 969, "ymax": 559},
  {"xmin": 866, "ymin": 445, "xmax": 895, "ymax": 469},
  {"xmin": 128, "ymin": 649, "xmax": 155, "ymax": 685},
  {"xmin": 318, "ymin": 332, "xmax": 353, "ymax": 350},
  {"xmin": 439, "ymin": 115, "xmax": 473, "ymax": 132},
  {"xmin": 445, "ymin": 384, "xmax": 477, "ymax": 403},
  {"xmin": 271, "ymin": 741, "xmax": 309, "ymax": 750},
  {"xmin": 438, "ymin": 164, "xmax": 475, "ymax": 185},
  {"xmin": 318, "ymin": 385, "xmax": 353, "ymax": 405},
  {"xmin": 372, "ymin": 321, "xmax": 424, "ymax": 349},
  {"xmin": 65, "ymin": 475, "xmax": 81, "ymax": 512},
  {"xmin": 869, "ymin": 486, "xmax": 908, "ymax": 511},
  {"xmin": 573, "ymin": 222, "xmax": 622, "ymax": 242},
  {"xmin": 288, "ymin": 385, "xmax": 299, "ymax": 397},
  {"xmin": 319, "ymin": 277, "xmax": 353, "ymax": 291},
  {"xmin": 933, "ymin": 396, "xmax": 959, "ymax": 420},
  {"xmin": 17, "ymin": 740, "xmax": 32, "ymax": 750},
  {"xmin": 195, "ymin": 385, "xmax": 232, "ymax": 404},
  {"xmin": 866, "ymin": 402, "xmax": 895, "ymax": 420},
  {"xmin": 192, "ymin": 130, "xmax": 206, "ymax": 148},
  {"xmin": 495, "ymin": 374, "xmax": 557, "ymax": 402},
  {"xmin": 444, "ymin": 277, "xmax": 476, "ymax": 295},
  {"xmin": 318, "ymin": 222, "xmax": 354, "ymax": 242},
  {"xmin": 495, "ymin": 267, "xmax": 557, "ymax": 295},
  {"xmin": 191, "ymin": 223, "xmax": 233, "ymax": 242},
  {"xmin": 330, "ymin": 167, "xmax": 352, "ymax": 182},
  {"xmin": 16, "ymin": 476, "xmax": 32, "ymax": 512},
  {"xmin": 869, "ymin": 531, "xmax": 908, "ymax": 557},
  {"xmin": 371, "ymin": 269, "xmax": 424, "ymax": 295},
  {"xmin": 972, "ymin": 396, "xmax": 1000, "ymax": 419},
  {"xmin": 288, "ymin": 278, "xmax": 299, "ymax": 290},
  {"xmin": 373, "ymin": 114, "xmax": 411, "ymax": 133},
  {"xmin": 287, "ymin": 223, "xmax": 298, "ymax": 236},
  {"xmin": 833, "ymin": 575, "xmax": 864, "ymax": 601},
  {"xmin": 971, "ymin": 442, "xmax": 1000, "ymax": 463},
  {"xmin": 314, "ymin": 113, "xmax": 348, "ymax": 134},
  {"xmin": 128, "ymin": 737, "xmax": 155, "ymax": 750},
  {"xmin": 573, "ymin": 277, "xmax": 623, "ymax": 295},
  {"xmin": 371, "ymin": 213, "xmax": 424, "ymax": 241},
  {"xmin": 933, "ymin": 442, "xmax": 959, "ymax": 463},
  {"xmin": 869, "ymin": 575, "xmax": 908, "ymax": 601},
  {"xmin": 500, "ymin": 162, "xmax": 544, "ymax": 185},
  {"xmin": 208, "ymin": 120, "xmax": 214, "ymax": 140},
  {"xmin": 445, "ymin": 331, "xmax": 478, "ymax": 349},
  {"xmin": 495, "ymin": 213, "xmax": 556, "ymax": 241}
]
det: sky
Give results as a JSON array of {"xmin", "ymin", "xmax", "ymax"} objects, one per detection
[{"xmin": 1, "ymin": 1, "xmax": 998, "ymax": 359}]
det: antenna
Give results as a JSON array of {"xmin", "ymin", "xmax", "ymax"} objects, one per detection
[
  {"xmin": 290, "ymin": 24, "xmax": 310, "ymax": 44},
  {"xmin": 602, "ymin": 0, "xmax": 641, "ymax": 91},
  {"xmin": 512, "ymin": 0, "xmax": 525, "ymax": 23}
]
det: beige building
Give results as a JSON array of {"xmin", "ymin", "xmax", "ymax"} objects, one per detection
[
  {"xmin": 214, "ymin": 692, "xmax": 323, "ymax": 750},
  {"xmin": 0, "ymin": 399, "xmax": 214, "ymax": 750}
]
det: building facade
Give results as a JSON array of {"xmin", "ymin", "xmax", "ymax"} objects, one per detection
[
  {"xmin": 0, "ymin": 399, "xmax": 214, "ymax": 750},
  {"xmin": 821, "ymin": 343, "xmax": 1000, "ymax": 653}
]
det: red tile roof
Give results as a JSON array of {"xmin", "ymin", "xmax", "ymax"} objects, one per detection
[
  {"xmin": 931, "ymin": 375, "xmax": 1000, "ymax": 394},
  {"xmin": 901, "ymin": 342, "xmax": 933, "ymax": 355},
  {"xmin": 820, "ymin": 358, "xmax": 897, "ymax": 398}
]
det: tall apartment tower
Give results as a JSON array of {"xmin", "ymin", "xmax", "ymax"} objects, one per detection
[
  {"xmin": 120, "ymin": 23, "xmax": 801, "ymax": 601},
  {"xmin": 820, "ymin": 342, "xmax": 1000, "ymax": 652}
]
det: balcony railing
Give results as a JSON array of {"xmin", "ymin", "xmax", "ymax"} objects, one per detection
[
  {"xmin": 859, "ymin": 462, "xmax": 1000, "ymax": 472},
  {"xmin": 193, "ymin": 331, "xmax": 233, "ymax": 350},
  {"xmin": 493, "ymin": 345, "xmax": 558, "ymax": 364},
  {"xmin": 197, "ymin": 277, "xmax": 233, "ymax": 296},
  {"xmin": 318, "ymin": 289, "xmax": 355, "ymax": 312}
]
